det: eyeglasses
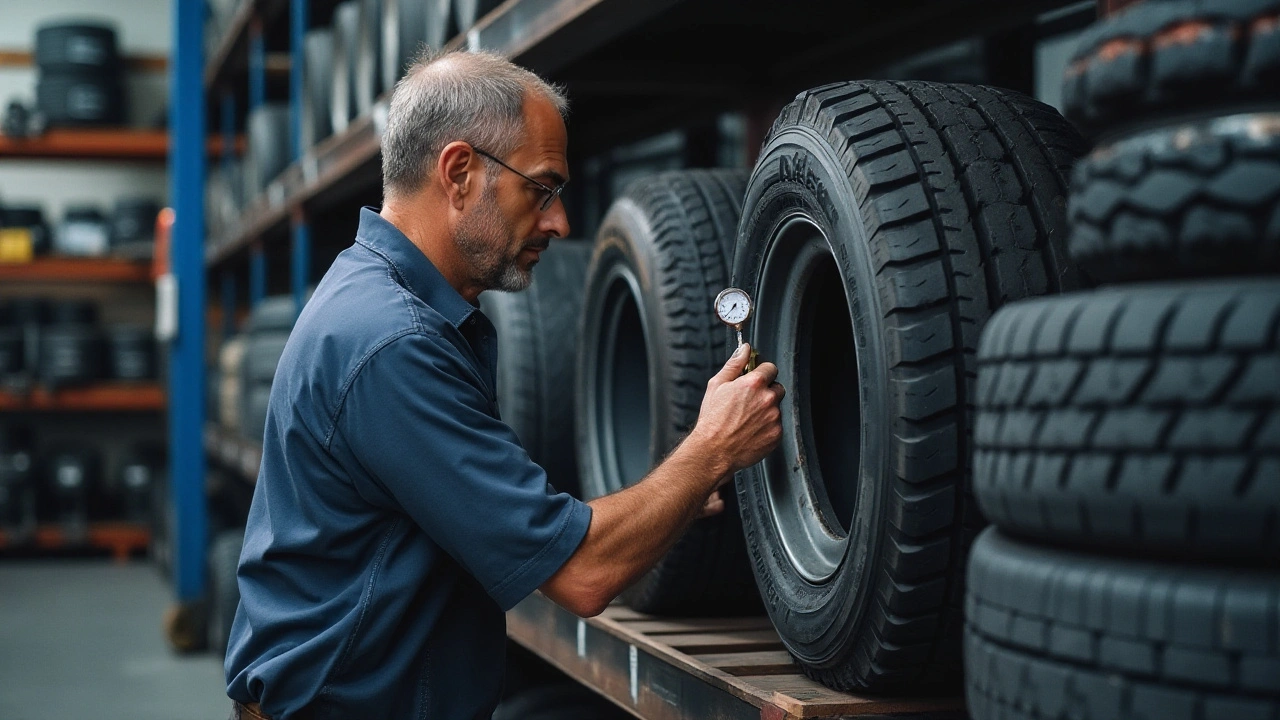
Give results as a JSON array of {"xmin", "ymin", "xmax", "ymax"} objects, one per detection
[{"xmin": 472, "ymin": 147, "xmax": 566, "ymax": 212}]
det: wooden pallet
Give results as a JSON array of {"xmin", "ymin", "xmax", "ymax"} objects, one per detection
[{"xmin": 507, "ymin": 592, "xmax": 965, "ymax": 720}]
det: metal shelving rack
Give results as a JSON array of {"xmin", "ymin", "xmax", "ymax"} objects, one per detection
[{"xmin": 178, "ymin": 0, "xmax": 1096, "ymax": 711}]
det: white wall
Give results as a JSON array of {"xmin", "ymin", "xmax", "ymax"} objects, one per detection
[{"xmin": 0, "ymin": 0, "xmax": 172, "ymax": 221}]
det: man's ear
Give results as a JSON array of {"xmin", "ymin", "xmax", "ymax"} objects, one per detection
[{"xmin": 438, "ymin": 141, "xmax": 479, "ymax": 211}]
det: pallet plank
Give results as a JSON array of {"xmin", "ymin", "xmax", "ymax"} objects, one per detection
[{"xmin": 693, "ymin": 650, "xmax": 796, "ymax": 676}]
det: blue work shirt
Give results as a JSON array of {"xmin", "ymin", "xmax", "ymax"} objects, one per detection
[{"xmin": 224, "ymin": 208, "xmax": 592, "ymax": 719}]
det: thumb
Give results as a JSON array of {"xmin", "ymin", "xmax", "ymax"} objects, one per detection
[{"xmin": 711, "ymin": 343, "xmax": 751, "ymax": 386}]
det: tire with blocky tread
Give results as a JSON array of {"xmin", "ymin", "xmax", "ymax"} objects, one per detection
[
  {"xmin": 974, "ymin": 281, "xmax": 1280, "ymax": 559},
  {"xmin": 577, "ymin": 169, "xmax": 759, "ymax": 616},
  {"xmin": 965, "ymin": 528, "xmax": 1280, "ymax": 720},
  {"xmin": 1068, "ymin": 112, "xmax": 1280, "ymax": 282},
  {"xmin": 480, "ymin": 241, "xmax": 592, "ymax": 498},
  {"xmin": 1063, "ymin": 0, "xmax": 1280, "ymax": 139},
  {"xmin": 734, "ymin": 80, "xmax": 1085, "ymax": 692}
]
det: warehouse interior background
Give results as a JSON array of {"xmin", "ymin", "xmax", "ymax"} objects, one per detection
[{"xmin": 3, "ymin": 0, "xmax": 1277, "ymax": 718}]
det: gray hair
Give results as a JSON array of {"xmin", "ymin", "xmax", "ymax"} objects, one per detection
[{"xmin": 381, "ymin": 49, "xmax": 569, "ymax": 198}]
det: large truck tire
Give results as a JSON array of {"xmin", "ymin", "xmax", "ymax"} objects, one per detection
[
  {"xmin": 1063, "ymin": 0, "xmax": 1280, "ymax": 140},
  {"xmin": 480, "ymin": 242, "xmax": 592, "ymax": 498},
  {"xmin": 577, "ymin": 169, "xmax": 760, "ymax": 615},
  {"xmin": 1069, "ymin": 112, "xmax": 1280, "ymax": 282},
  {"xmin": 330, "ymin": 1, "xmax": 362, "ymax": 135},
  {"xmin": 965, "ymin": 528, "xmax": 1280, "ymax": 720},
  {"xmin": 733, "ymin": 81, "xmax": 1084, "ymax": 691},
  {"xmin": 207, "ymin": 527, "xmax": 245, "ymax": 657},
  {"xmin": 301, "ymin": 28, "xmax": 334, "ymax": 150},
  {"xmin": 974, "ymin": 281, "xmax": 1280, "ymax": 560}
]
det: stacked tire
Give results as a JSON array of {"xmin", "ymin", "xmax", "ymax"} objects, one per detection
[
  {"xmin": 965, "ymin": 2, "xmax": 1280, "ymax": 718},
  {"xmin": 34, "ymin": 23, "xmax": 126, "ymax": 127},
  {"xmin": 576, "ymin": 169, "xmax": 761, "ymax": 616},
  {"xmin": 729, "ymin": 80, "xmax": 1085, "ymax": 691}
]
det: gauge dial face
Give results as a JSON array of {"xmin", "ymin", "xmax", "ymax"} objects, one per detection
[{"xmin": 715, "ymin": 288, "xmax": 753, "ymax": 326}]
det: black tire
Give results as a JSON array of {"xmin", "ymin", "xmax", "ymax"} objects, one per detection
[
  {"xmin": 1063, "ymin": 0, "xmax": 1280, "ymax": 140},
  {"xmin": 453, "ymin": 0, "xmax": 501, "ymax": 31},
  {"xmin": 240, "ymin": 382, "xmax": 273, "ymax": 444},
  {"xmin": 974, "ymin": 281, "xmax": 1280, "ymax": 560},
  {"xmin": 965, "ymin": 528, "xmax": 1280, "ymax": 720},
  {"xmin": 39, "ymin": 325, "xmax": 102, "ymax": 389},
  {"xmin": 480, "ymin": 242, "xmax": 592, "ymax": 498},
  {"xmin": 1069, "ymin": 112, "xmax": 1280, "ymax": 283},
  {"xmin": 301, "ymin": 28, "xmax": 334, "ymax": 150},
  {"xmin": 246, "ymin": 104, "xmax": 291, "ymax": 200},
  {"xmin": 382, "ymin": 0, "xmax": 426, "ymax": 90},
  {"xmin": 330, "ymin": 1, "xmax": 362, "ymax": 135},
  {"xmin": 577, "ymin": 169, "xmax": 760, "ymax": 616},
  {"xmin": 105, "ymin": 324, "xmax": 156, "ymax": 380},
  {"xmin": 36, "ymin": 72, "xmax": 125, "ymax": 127},
  {"xmin": 355, "ymin": 0, "xmax": 383, "ymax": 117},
  {"xmin": 246, "ymin": 295, "xmax": 298, "ymax": 333},
  {"xmin": 207, "ymin": 527, "xmax": 245, "ymax": 657},
  {"xmin": 425, "ymin": 0, "xmax": 454, "ymax": 50},
  {"xmin": 733, "ymin": 81, "xmax": 1084, "ymax": 692},
  {"xmin": 34, "ymin": 23, "xmax": 119, "ymax": 73},
  {"xmin": 242, "ymin": 333, "xmax": 289, "ymax": 385}
]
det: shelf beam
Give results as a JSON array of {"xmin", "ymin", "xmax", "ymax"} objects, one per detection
[
  {"xmin": 0, "ymin": 384, "xmax": 165, "ymax": 412},
  {"xmin": 0, "ymin": 257, "xmax": 152, "ymax": 283}
]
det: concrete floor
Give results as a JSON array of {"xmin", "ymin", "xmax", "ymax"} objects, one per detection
[{"xmin": 0, "ymin": 560, "xmax": 231, "ymax": 720}]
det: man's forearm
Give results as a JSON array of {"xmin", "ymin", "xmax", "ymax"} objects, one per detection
[{"xmin": 542, "ymin": 435, "xmax": 729, "ymax": 615}]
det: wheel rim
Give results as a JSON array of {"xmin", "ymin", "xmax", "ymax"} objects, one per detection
[
  {"xmin": 594, "ymin": 267, "xmax": 653, "ymax": 493},
  {"xmin": 757, "ymin": 214, "xmax": 861, "ymax": 584}
]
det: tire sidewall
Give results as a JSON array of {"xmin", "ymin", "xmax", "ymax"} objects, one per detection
[
  {"xmin": 734, "ymin": 123, "xmax": 891, "ymax": 664},
  {"xmin": 576, "ymin": 198, "xmax": 668, "ymax": 501}
]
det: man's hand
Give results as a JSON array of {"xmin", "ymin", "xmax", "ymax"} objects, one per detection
[
  {"xmin": 698, "ymin": 488, "xmax": 726, "ymax": 518},
  {"xmin": 687, "ymin": 344, "xmax": 785, "ymax": 478}
]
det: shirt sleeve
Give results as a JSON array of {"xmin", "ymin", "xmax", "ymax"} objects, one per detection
[{"xmin": 336, "ymin": 330, "xmax": 591, "ymax": 611}]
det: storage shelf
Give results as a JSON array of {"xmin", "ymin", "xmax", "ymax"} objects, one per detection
[
  {"xmin": 0, "ymin": 257, "xmax": 153, "ymax": 283},
  {"xmin": 204, "ymin": 422, "xmax": 262, "ymax": 484},
  {"xmin": 0, "ymin": 129, "xmax": 243, "ymax": 161},
  {"xmin": 204, "ymin": 0, "xmax": 289, "ymax": 90},
  {"xmin": 0, "ymin": 384, "xmax": 165, "ymax": 412},
  {"xmin": 508, "ymin": 592, "xmax": 965, "ymax": 719},
  {"xmin": 0, "ymin": 522, "xmax": 151, "ymax": 562}
]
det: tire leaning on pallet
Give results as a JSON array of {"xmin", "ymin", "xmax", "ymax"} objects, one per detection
[
  {"xmin": 733, "ymin": 80, "xmax": 1085, "ymax": 691},
  {"xmin": 480, "ymin": 242, "xmax": 592, "ymax": 498},
  {"xmin": 1069, "ymin": 112, "xmax": 1280, "ymax": 282},
  {"xmin": 577, "ymin": 169, "xmax": 760, "ymax": 616},
  {"xmin": 965, "ymin": 528, "xmax": 1280, "ymax": 720},
  {"xmin": 974, "ymin": 281, "xmax": 1280, "ymax": 559},
  {"xmin": 1062, "ymin": 0, "xmax": 1280, "ymax": 140}
]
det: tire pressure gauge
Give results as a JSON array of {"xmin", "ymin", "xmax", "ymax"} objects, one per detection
[{"xmin": 714, "ymin": 287, "xmax": 759, "ymax": 372}]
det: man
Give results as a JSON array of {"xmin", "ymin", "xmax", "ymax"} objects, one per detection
[{"xmin": 224, "ymin": 50, "xmax": 784, "ymax": 720}]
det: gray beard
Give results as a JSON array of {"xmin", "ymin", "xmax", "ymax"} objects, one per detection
[{"xmin": 455, "ymin": 186, "xmax": 533, "ymax": 293}]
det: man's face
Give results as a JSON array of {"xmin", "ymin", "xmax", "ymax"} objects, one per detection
[{"xmin": 453, "ymin": 93, "xmax": 570, "ymax": 293}]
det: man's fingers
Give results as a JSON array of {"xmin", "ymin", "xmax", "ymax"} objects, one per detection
[
  {"xmin": 750, "ymin": 361, "xmax": 779, "ymax": 386},
  {"xmin": 710, "ymin": 343, "xmax": 752, "ymax": 387}
]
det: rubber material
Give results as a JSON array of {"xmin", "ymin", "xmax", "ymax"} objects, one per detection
[
  {"xmin": 577, "ymin": 169, "xmax": 760, "ymax": 616},
  {"xmin": 207, "ymin": 527, "xmax": 245, "ymax": 657},
  {"xmin": 39, "ymin": 326, "xmax": 102, "ymax": 389},
  {"xmin": 218, "ymin": 337, "xmax": 247, "ymax": 430},
  {"xmin": 382, "ymin": 0, "xmax": 426, "ymax": 90},
  {"xmin": 479, "ymin": 242, "xmax": 592, "ymax": 498},
  {"xmin": 245, "ymin": 295, "xmax": 298, "ymax": 333},
  {"xmin": 1068, "ymin": 111, "xmax": 1280, "ymax": 282},
  {"xmin": 34, "ymin": 23, "xmax": 119, "ymax": 73},
  {"xmin": 733, "ymin": 80, "xmax": 1084, "ymax": 692},
  {"xmin": 974, "ymin": 281, "xmax": 1280, "ymax": 560},
  {"xmin": 49, "ymin": 299, "xmax": 97, "ymax": 326},
  {"xmin": 246, "ymin": 104, "xmax": 291, "ymax": 201},
  {"xmin": 36, "ymin": 72, "xmax": 124, "ymax": 126},
  {"xmin": 241, "ymin": 383, "xmax": 272, "ymax": 444},
  {"xmin": 355, "ymin": 0, "xmax": 383, "ymax": 117},
  {"xmin": 330, "ymin": 1, "xmax": 362, "ymax": 135},
  {"xmin": 1063, "ymin": 0, "xmax": 1280, "ymax": 139},
  {"xmin": 242, "ymin": 333, "xmax": 289, "ymax": 385},
  {"xmin": 106, "ymin": 325, "xmax": 156, "ymax": 380},
  {"xmin": 453, "ymin": 0, "xmax": 501, "ymax": 31},
  {"xmin": 109, "ymin": 198, "xmax": 160, "ymax": 246},
  {"xmin": 301, "ymin": 28, "xmax": 334, "ymax": 150},
  {"xmin": 965, "ymin": 528, "xmax": 1280, "ymax": 720}
]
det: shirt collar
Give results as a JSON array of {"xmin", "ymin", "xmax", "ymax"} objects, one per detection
[{"xmin": 354, "ymin": 207, "xmax": 479, "ymax": 329}]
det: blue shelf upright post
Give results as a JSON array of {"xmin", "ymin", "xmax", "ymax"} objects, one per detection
[
  {"xmin": 290, "ymin": 0, "xmax": 311, "ymax": 319},
  {"xmin": 168, "ymin": 0, "xmax": 208, "ymax": 607}
]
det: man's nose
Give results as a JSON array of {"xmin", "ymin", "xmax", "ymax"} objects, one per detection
[{"xmin": 539, "ymin": 199, "xmax": 570, "ymax": 239}]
